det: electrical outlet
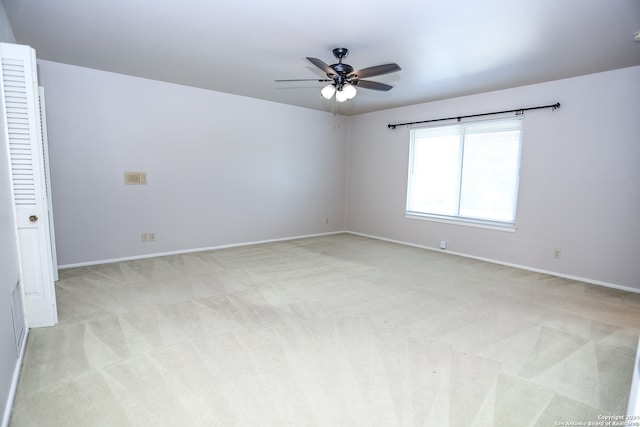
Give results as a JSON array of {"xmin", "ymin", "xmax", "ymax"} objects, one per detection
[
  {"xmin": 141, "ymin": 233, "xmax": 149, "ymax": 242},
  {"xmin": 439, "ymin": 240, "xmax": 447, "ymax": 249},
  {"xmin": 553, "ymin": 249, "xmax": 562, "ymax": 259},
  {"xmin": 149, "ymin": 233, "xmax": 155, "ymax": 241}
]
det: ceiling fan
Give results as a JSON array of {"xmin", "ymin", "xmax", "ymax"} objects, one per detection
[{"xmin": 275, "ymin": 47, "xmax": 401, "ymax": 102}]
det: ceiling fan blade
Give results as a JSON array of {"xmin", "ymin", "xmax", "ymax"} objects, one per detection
[
  {"xmin": 275, "ymin": 78, "xmax": 332, "ymax": 82},
  {"xmin": 306, "ymin": 57, "xmax": 337, "ymax": 76},
  {"xmin": 355, "ymin": 80, "xmax": 393, "ymax": 91},
  {"xmin": 351, "ymin": 63, "xmax": 401, "ymax": 79}
]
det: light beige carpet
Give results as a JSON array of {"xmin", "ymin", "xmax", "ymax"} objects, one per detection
[{"xmin": 9, "ymin": 233, "xmax": 640, "ymax": 426}]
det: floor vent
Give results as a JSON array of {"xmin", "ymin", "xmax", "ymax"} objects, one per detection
[{"xmin": 11, "ymin": 280, "xmax": 26, "ymax": 357}]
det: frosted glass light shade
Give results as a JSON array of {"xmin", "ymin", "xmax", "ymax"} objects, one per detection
[
  {"xmin": 321, "ymin": 84, "xmax": 336, "ymax": 100},
  {"xmin": 335, "ymin": 89, "xmax": 348, "ymax": 103},
  {"xmin": 342, "ymin": 83, "xmax": 357, "ymax": 99}
]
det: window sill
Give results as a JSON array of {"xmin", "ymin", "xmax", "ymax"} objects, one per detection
[{"xmin": 405, "ymin": 213, "xmax": 517, "ymax": 232}]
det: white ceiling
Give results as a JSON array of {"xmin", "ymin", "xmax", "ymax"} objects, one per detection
[{"xmin": 3, "ymin": 0, "xmax": 640, "ymax": 116}]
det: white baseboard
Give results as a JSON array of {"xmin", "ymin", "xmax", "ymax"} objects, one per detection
[
  {"xmin": 35, "ymin": 229, "xmax": 640, "ymax": 418},
  {"xmin": 58, "ymin": 229, "xmax": 638, "ymax": 294},
  {"xmin": 2, "ymin": 327, "xmax": 28, "ymax": 427},
  {"xmin": 59, "ymin": 231, "xmax": 347, "ymax": 269},
  {"xmin": 347, "ymin": 231, "xmax": 640, "ymax": 295}
]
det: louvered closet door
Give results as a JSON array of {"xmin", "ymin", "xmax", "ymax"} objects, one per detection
[{"xmin": 0, "ymin": 43, "xmax": 57, "ymax": 328}]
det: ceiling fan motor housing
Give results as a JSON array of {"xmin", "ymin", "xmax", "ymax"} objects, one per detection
[{"xmin": 330, "ymin": 63, "xmax": 354, "ymax": 75}]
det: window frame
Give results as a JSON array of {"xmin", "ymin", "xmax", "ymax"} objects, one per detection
[{"xmin": 405, "ymin": 117, "xmax": 524, "ymax": 231}]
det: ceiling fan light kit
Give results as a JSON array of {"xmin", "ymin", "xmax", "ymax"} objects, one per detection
[
  {"xmin": 321, "ymin": 84, "xmax": 336, "ymax": 99},
  {"xmin": 324, "ymin": 82, "xmax": 357, "ymax": 102},
  {"xmin": 277, "ymin": 47, "xmax": 401, "ymax": 103}
]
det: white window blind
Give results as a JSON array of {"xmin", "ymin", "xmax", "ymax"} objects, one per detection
[{"xmin": 406, "ymin": 117, "xmax": 523, "ymax": 227}]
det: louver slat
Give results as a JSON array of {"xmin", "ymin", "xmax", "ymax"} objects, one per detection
[{"xmin": 1, "ymin": 58, "xmax": 35, "ymax": 206}]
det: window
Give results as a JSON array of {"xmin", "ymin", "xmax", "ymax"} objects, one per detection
[{"xmin": 406, "ymin": 117, "xmax": 523, "ymax": 228}]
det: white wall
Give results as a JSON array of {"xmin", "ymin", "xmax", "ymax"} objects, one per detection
[
  {"xmin": 347, "ymin": 66, "xmax": 640, "ymax": 290},
  {"xmin": 0, "ymin": 117, "xmax": 19, "ymax": 427},
  {"xmin": 0, "ymin": 1, "xmax": 15, "ymax": 43},
  {"xmin": 37, "ymin": 60, "xmax": 348, "ymax": 266},
  {"xmin": 0, "ymin": 64, "xmax": 22, "ymax": 427},
  {"xmin": 0, "ymin": 6, "xmax": 21, "ymax": 425}
]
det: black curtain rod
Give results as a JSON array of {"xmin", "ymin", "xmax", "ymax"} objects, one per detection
[{"xmin": 387, "ymin": 102, "xmax": 560, "ymax": 129}]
